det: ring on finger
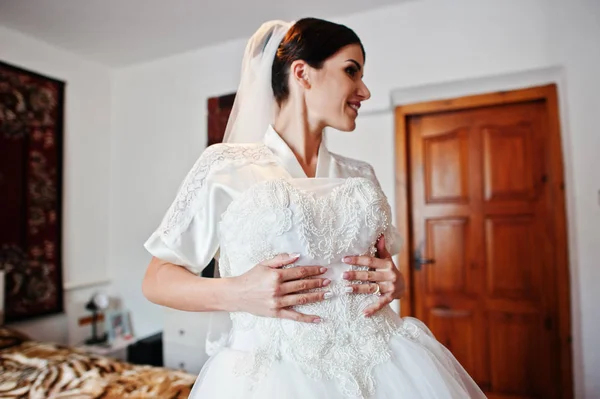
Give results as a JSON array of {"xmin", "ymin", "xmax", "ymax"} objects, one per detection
[{"xmin": 373, "ymin": 283, "xmax": 381, "ymax": 297}]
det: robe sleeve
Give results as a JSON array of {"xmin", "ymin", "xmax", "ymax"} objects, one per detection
[
  {"xmin": 143, "ymin": 144, "xmax": 232, "ymax": 275},
  {"xmin": 365, "ymin": 164, "xmax": 403, "ymax": 256}
]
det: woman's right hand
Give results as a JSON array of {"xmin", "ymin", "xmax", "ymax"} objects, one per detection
[{"xmin": 231, "ymin": 253, "xmax": 330, "ymax": 323}]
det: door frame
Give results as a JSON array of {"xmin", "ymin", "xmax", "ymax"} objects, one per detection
[{"xmin": 394, "ymin": 84, "xmax": 573, "ymax": 398}]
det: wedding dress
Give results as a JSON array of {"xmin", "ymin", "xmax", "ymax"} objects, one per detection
[{"xmin": 144, "ymin": 126, "xmax": 487, "ymax": 398}]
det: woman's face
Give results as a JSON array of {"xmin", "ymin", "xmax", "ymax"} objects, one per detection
[{"xmin": 306, "ymin": 44, "xmax": 371, "ymax": 132}]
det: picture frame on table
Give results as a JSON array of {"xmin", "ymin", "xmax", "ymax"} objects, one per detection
[{"xmin": 104, "ymin": 309, "xmax": 134, "ymax": 344}]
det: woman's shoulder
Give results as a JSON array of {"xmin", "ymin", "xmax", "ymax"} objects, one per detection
[
  {"xmin": 329, "ymin": 151, "xmax": 376, "ymax": 177},
  {"xmin": 196, "ymin": 142, "xmax": 276, "ymax": 174},
  {"xmin": 201, "ymin": 142, "xmax": 272, "ymax": 161}
]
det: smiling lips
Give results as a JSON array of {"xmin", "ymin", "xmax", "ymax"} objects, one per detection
[{"xmin": 348, "ymin": 101, "xmax": 361, "ymax": 114}]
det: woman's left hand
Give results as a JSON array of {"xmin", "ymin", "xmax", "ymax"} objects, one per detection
[{"xmin": 341, "ymin": 235, "xmax": 406, "ymax": 317}]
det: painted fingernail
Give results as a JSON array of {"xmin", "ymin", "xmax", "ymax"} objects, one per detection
[
  {"xmin": 344, "ymin": 286, "xmax": 353, "ymax": 293},
  {"xmin": 324, "ymin": 292, "xmax": 333, "ymax": 299},
  {"xmin": 342, "ymin": 256, "xmax": 352, "ymax": 264},
  {"xmin": 320, "ymin": 267, "xmax": 328, "ymax": 273},
  {"xmin": 343, "ymin": 272, "xmax": 350, "ymax": 279},
  {"xmin": 289, "ymin": 253, "xmax": 301, "ymax": 259},
  {"xmin": 313, "ymin": 318, "xmax": 322, "ymax": 323},
  {"xmin": 323, "ymin": 279, "xmax": 331, "ymax": 286}
]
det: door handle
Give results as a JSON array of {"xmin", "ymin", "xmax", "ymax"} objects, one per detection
[{"xmin": 414, "ymin": 245, "xmax": 435, "ymax": 271}]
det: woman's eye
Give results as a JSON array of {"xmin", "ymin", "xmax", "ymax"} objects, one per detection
[{"xmin": 346, "ymin": 67, "xmax": 358, "ymax": 77}]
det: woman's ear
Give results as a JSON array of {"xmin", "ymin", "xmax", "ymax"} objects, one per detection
[{"xmin": 290, "ymin": 60, "xmax": 311, "ymax": 89}]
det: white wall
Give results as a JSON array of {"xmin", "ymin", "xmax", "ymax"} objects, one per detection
[
  {"xmin": 110, "ymin": 0, "xmax": 599, "ymax": 396},
  {"xmin": 0, "ymin": 26, "xmax": 113, "ymax": 344}
]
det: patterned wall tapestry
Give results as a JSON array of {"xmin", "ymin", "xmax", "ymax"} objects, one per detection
[{"xmin": 0, "ymin": 61, "xmax": 65, "ymax": 322}]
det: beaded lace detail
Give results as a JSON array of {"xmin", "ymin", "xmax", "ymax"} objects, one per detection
[{"xmin": 219, "ymin": 177, "xmax": 416, "ymax": 398}]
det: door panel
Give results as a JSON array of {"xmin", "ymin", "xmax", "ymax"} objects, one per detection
[
  {"xmin": 485, "ymin": 217, "xmax": 542, "ymax": 301},
  {"xmin": 489, "ymin": 311, "xmax": 543, "ymax": 396},
  {"xmin": 425, "ymin": 218, "xmax": 468, "ymax": 294},
  {"xmin": 482, "ymin": 124, "xmax": 537, "ymax": 201},
  {"xmin": 428, "ymin": 307, "xmax": 480, "ymax": 381},
  {"xmin": 423, "ymin": 128, "xmax": 470, "ymax": 203}
]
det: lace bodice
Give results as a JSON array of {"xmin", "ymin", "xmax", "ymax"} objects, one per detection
[{"xmin": 217, "ymin": 177, "xmax": 416, "ymax": 398}]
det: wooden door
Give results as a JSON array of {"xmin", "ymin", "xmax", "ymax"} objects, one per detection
[{"xmin": 403, "ymin": 92, "xmax": 570, "ymax": 398}]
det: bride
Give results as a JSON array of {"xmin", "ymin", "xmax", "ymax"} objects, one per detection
[{"xmin": 142, "ymin": 17, "xmax": 486, "ymax": 399}]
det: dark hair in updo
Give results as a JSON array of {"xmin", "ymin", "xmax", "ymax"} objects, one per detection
[{"xmin": 272, "ymin": 18, "xmax": 365, "ymax": 105}]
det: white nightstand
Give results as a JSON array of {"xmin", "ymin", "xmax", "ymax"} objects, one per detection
[
  {"xmin": 163, "ymin": 308, "xmax": 211, "ymax": 374},
  {"xmin": 77, "ymin": 337, "xmax": 136, "ymax": 361}
]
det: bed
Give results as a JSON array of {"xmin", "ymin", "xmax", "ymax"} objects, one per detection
[{"xmin": 0, "ymin": 327, "xmax": 196, "ymax": 398}]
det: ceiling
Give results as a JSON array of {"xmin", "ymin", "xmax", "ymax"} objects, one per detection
[{"xmin": 0, "ymin": 0, "xmax": 409, "ymax": 67}]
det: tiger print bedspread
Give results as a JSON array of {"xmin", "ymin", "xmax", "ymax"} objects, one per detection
[{"xmin": 0, "ymin": 327, "xmax": 196, "ymax": 398}]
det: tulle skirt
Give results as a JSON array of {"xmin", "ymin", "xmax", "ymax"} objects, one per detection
[{"xmin": 188, "ymin": 317, "xmax": 486, "ymax": 399}]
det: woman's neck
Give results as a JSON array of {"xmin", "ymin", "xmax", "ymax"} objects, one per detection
[{"xmin": 273, "ymin": 103, "xmax": 324, "ymax": 178}]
